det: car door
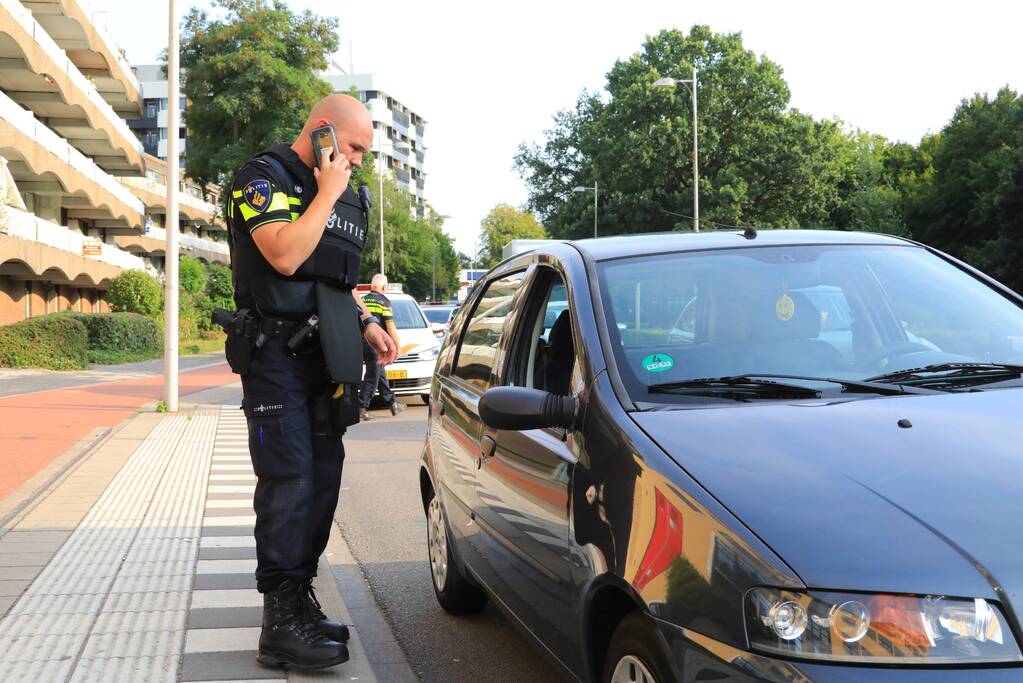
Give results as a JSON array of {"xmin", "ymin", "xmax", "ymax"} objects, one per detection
[
  {"xmin": 435, "ymin": 270, "xmax": 527, "ymax": 570},
  {"xmin": 473, "ymin": 268, "xmax": 580, "ymax": 663}
]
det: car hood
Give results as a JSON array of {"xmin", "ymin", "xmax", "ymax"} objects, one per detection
[{"xmin": 632, "ymin": 389, "xmax": 1023, "ymax": 611}]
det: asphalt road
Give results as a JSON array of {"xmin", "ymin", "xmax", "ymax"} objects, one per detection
[{"xmin": 337, "ymin": 402, "xmax": 563, "ymax": 682}]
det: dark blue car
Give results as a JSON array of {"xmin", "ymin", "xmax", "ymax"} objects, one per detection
[{"xmin": 420, "ymin": 230, "xmax": 1023, "ymax": 682}]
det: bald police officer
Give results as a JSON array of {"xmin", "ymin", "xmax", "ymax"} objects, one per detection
[{"xmin": 225, "ymin": 95, "xmax": 397, "ymax": 670}]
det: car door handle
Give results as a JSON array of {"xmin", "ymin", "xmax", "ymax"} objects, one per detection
[{"xmin": 480, "ymin": 434, "xmax": 497, "ymax": 461}]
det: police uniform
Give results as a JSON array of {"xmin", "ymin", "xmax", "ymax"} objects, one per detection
[
  {"xmin": 225, "ymin": 143, "xmax": 368, "ymax": 667},
  {"xmin": 358, "ymin": 290, "xmax": 397, "ymax": 408}
]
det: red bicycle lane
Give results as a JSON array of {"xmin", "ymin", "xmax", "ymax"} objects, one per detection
[{"xmin": 0, "ymin": 362, "xmax": 238, "ymax": 501}]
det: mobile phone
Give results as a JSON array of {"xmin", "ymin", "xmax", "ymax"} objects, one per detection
[{"xmin": 310, "ymin": 125, "xmax": 340, "ymax": 169}]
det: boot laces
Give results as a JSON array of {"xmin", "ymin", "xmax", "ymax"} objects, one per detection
[{"xmin": 302, "ymin": 580, "xmax": 328, "ymax": 622}]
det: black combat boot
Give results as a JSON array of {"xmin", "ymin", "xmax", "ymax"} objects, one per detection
[
  {"xmin": 258, "ymin": 579, "xmax": 349, "ymax": 670},
  {"xmin": 301, "ymin": 578, "xmax": 351, "ymax": 643}
]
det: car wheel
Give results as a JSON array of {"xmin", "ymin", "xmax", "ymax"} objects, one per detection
[
  {"xmin": 602, "ymin": 612, "xmax": 674, "ymax": 683},
  {"xmin": 426, "ymin": 489, "xmax": 487, "ymax": 614},
  {"xmin": 421, "ymin": 393, "xmax": 430, "ymax": 405}
]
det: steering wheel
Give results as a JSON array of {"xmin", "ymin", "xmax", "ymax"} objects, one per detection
[{"xmin": 858, "ymin": 341, "xmax": 932, "ymax": 373}]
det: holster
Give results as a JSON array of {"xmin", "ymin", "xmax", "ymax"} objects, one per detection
[
  {"xmin": 213, "ymin": 307, "xmax": 259, "ymax": 376},
  {"xmin": 311, "ymin": 383, "xmax": 361, "ymax": 436}
]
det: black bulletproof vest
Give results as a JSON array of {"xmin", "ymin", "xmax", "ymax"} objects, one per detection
[{"xmin": 230, "ymin": 145, "xmax": 368, "ymax": 320}]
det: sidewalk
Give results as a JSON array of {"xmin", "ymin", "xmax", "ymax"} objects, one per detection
[{"xmin": 0, "ymin": 404, "xmax": 412, "ymax": 682}]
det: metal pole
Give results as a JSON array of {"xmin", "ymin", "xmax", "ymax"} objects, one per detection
[
  {"xmin": 593, "ymin": 180, "xmax": 598, "ymax": 239},
  {"xmin": 164, "ymin": 0, "xmax": 179, "ymax": 411},
  {"xmin": 692, "ymin": 66, "xmax": 699, "ymax": 233},
  {"xmin": 431, "ymin": 230, "xmax": 436, "ymax": 301},
  {"xmin": 378, "ymin": 133, "xmax": 385, "ymax": 275}
]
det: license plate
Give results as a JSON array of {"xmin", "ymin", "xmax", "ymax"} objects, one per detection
[{"xmin": 386, "ymin": 369, "xmax": 407, "ymax": 380}]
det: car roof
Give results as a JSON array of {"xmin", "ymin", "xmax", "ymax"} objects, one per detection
[{"xmin": 531, "ymin": 229, "xmax": 914, "ymax": 263}]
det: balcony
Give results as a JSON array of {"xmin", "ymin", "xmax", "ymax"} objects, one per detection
[
  {"xmin": 0, "ymin": 88, "xmax": 145, "ymax": 230},
  {"xmin": 1, "ymin": 205, "xmax": 144, "ymax": 286},
  {"xmin": 20, "ymin": 0, "xmax": 143, "ymax": 116},
  {"xmin": 0, "ymin": 0, "xmax": 145, "ymax": 175},
  {"xmin": 394, "ymin": 168, "xmax": 410, "ymax": 185},
  {"xmin": 122, "ymin": 224, "xmax": 229, "ymax": 265},
  {"xmin": 392, "ymin": 109, "xmax": 410, "ymax": 128},
  {"xmin": 116, "ymin": 174, "xmax": 218, "ymax": 226}
]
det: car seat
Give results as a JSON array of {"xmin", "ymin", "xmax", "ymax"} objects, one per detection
[
  {"xmin": 745, "ymin": 291, "xmax": 846, "ymax": 375},
  {"xmin": 543, "ymin": 310, "xmax": 575, "ymax": 395}
]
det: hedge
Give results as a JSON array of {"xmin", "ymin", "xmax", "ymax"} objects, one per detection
[
  {"xmin": 63, "ymin": 312, "xmax": 162, "ymax": 363},
  {"xmin": 0, "ymin": 316, "xmax": 88, "ymax": 370}
]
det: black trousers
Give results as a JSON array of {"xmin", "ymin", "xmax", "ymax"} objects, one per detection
[
  {"xmin": 241, "ymin": 335, "xmax": 344, "ymax": 593},
  {"xmin": 358, "ymin": 340, "xmax": 394, "ymax": 408}
]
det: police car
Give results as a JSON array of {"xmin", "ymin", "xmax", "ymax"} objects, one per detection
[{"xmin": 360, "ymin": 284, "xmax": 440, "ymax": 404}]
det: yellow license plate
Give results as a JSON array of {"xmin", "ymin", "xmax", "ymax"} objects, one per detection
[{"xmin": 386, "ymin": 369, "xmax": 407, "ymax": 380}]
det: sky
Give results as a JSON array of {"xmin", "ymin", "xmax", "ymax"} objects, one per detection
[{"xmin": 92, "ymin": 0, "xmax": 1022, "ymax": 255}]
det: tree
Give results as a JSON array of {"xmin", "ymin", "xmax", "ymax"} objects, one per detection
[
  {"xmin": 178, "ymin": 255, "xmax": 207, "ymax": 294},
  {"xmin": 107, "ymin": 270, "xmax": 164, "ymax": 317},
  {"xmin": 478, "ymin": 204, "xmax": 546, "ymax": 267},
  {"xmin": 515, "ymin": 26, "xmax": 867, "ymax": 237},
  {"xmin": 178, "ymin": 0, "xmax": 339, "ymax": 195},
  {"xmin": 904, "ymin": 88, "xmax": 1023, "ymax": 289}
]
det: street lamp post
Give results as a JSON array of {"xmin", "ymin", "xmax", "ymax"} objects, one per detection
[
  {"xmin": 434, "ymin": 214, "xmax": 452, "ymax": 301},
  {"xmin": 572, "ymin": 181, "xmax": 598, "ymax": 238},
  {"xmin": 654, "ymin": 66, "xmax": 699, "ymax": 232},
  {"xmin": 164, "ymin": 0, "xmax": 180, "ymax": 411},
  {"xmin": 374, "ymin": 133, "xmax": 410, "ymax": 275}
]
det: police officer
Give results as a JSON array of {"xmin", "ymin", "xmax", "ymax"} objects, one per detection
[
  {"xmin": 358, "ymin": 274, "xmax": 407, "ymax": 419},
  {"xmin": 224, "ymin": 94, "xmax": 397, "ymax": 670}
]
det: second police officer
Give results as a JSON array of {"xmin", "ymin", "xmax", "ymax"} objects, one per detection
[{"xmin": 222, "ymin": 94, "xmax": 397, "ymax": 671}]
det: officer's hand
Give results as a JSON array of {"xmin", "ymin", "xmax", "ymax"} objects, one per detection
[
  {"xmin": 312, "ymin": 149, "xmax": 352, "ymax": 201},
  {"xmin": 364, "ymin": 323, "xmax": 398, "ymax": 365}
]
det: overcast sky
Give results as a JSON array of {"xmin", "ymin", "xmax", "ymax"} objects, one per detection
[{"xmin": 92, "ymin": 0, "xmax": 1022, "ymax": 254}]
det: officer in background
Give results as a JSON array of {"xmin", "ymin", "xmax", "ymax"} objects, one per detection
[
  {"xmin": 223, "ymin": 94, "xmax": 397, "ymax": 671},
  {"xmin": 358, "ymin": 274, "xmax": 407, "ymax": 419}
]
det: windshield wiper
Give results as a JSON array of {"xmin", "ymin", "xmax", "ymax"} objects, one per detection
[
  {"xmin": 648, "ymin": 376, "xmax": 821, "ymax": 401},
  {"xmin": 866, "ymin": 362, "xmax": 1023, "ymax": 388},
  {"xmin": 648, "ymin": 374, "xmax": 935, "ymax": 401}
]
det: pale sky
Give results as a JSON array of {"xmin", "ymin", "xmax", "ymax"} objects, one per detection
[{"xmin": 92, "ymin": 0, "xmax": 1022, "ymax": 254}]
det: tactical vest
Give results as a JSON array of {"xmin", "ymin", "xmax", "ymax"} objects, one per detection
[{"xmin": 229, "ymin": 146, "xmax": 367, "ymax": 320}]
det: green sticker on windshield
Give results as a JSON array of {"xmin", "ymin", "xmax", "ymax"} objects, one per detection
[{"xmin": 642, "ymin": 353, "xmax": 674, "ymax": 373}]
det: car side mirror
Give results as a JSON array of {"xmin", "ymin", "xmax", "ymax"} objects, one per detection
[
  {"xmin": 431, "ymin": 322, "xmax": 445, "ymax": 337},
  {"xmin": 479, "ymin": 387, "xmax": 578, "ymax": 432}
]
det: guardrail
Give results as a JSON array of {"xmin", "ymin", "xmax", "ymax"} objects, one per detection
[{"xmin": 3, "ymin": 206, "xmax": 145, "ymax": 271}]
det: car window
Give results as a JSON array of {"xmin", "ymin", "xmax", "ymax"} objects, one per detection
[
  {"xmin": 508, "ymin": 274, "xmax": 576, "ymax": 395},
  {"xmin": 423, "ymin": 307, "xmax": 455, "ymax": 324},
  {"xmin": 597, "ymin": 244, "xmax": 1023, "ymax": 404},
  {"xmin": 391, "ymin": 298, "xmax": 429, "ymax": 329},
  {"xmin": 453, "ymin": 272, "xmax": 525, "ymax": 390}
]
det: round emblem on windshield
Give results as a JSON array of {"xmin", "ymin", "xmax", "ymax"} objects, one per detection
[
  {"xmin": 642, "ymin": 353, "xmax": 674, "ymax": 373},
  {"xmin": 776, "ymin": 293, "xmax": 796, "ymax": 321}
]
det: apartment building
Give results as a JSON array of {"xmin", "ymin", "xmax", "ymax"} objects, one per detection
[
  {"xmin": 0, "ymin": 0, "xmax": 228, "ymax": 325},
  {"xmin": 125, "ymin": 63, "xmax": 185, "ymax": 164},
  {"xmin": 320, "ymin": 67, "xmax": 427, "ymax": 214}
]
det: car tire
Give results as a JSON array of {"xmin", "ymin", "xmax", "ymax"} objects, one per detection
[
  {"xmin": 426, "ymin": 489, "xmax": 487, "ymax": 614},
  {"xmin": 601, "ymin": 612, "xmax": 674, "ymax": 683},
  {"xmin": 421, "ymin": 393, "xmax": 430, "ymax": 405}
]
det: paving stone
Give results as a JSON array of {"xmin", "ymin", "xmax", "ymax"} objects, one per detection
[
  {"xmin": 70, "ymin": 655, "xmax": 180, "ymax": 683},
  {"xmin": 187, "ymin": 606, "xmax": 263, "ymax": 629},
  {"xmin": 189, "ymin": 589, "xmax": 262, "ymax": 610},
  {"xmin": 91, "ymin": 609, "xmax": 187, "ymax": 634},
  {"xmin": 192, "ymin": 573, "xmax": 256, "ymax": 591},
  {"xmin": 179, "ymin": 650, "xmax": 279, "ymax": 681},
  {"xmin": 197, "ymin": 546, "xmax": 257, "ymax": 561},
  {"xmin": 0, "ymin": 579, "xmax": 32, "ymax": 597},
  {"xmin": 0, "ymin": 553, "xmax": 53, "ymax": 567},
  {"xmin": 185, "ymin": 626, "xmax": 261, "ymax": 653}
]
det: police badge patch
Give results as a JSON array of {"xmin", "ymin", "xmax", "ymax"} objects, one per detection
[{"xmin": 243, "ymin": 179, "xmax": 272, "ymax": 213}]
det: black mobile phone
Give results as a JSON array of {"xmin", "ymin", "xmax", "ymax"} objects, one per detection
[{"xmin": 310, "ymin": 125, "xmax": 340, "ymax": 169}]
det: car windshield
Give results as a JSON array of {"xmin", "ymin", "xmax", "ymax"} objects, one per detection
[
  {"xmin": 422, "ymin": 307, "xmax": 454, "ymax": 324},
  {"xmin": 392, "ymin": 299, "xmax": 429, "ymax": 329},
  {"xmin": 597, "ymin": 244, "xmax": 1023, "ymax": 403}
]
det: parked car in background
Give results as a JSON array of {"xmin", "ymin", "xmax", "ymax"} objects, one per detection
[
  {"xmin": 421, "ymin": 304, "xmax": 458, "ymax": 340},
  {"xmin": 370, "ymin": 292, "xmax": 440, "ymax": 404},
  {"xmin": 420, "ymin": 230, "xmax": 1023, "ymax": 682}
]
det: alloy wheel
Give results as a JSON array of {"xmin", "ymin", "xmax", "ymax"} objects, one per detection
[
  {"xmin": 610, "ymin": 655, "xmax": 657, "ymax": 683},
  {"xmin": 427, "ymin": 496, "xmax": 448, "ymax": 591}
]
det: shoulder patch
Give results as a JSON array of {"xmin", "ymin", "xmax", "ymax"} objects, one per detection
[{"xmin": 242, "ymin": 179, "xmax": 272, "ymax": 214}]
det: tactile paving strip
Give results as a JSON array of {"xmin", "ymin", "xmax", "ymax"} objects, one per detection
[{"xmin": 0, "ymin": 412, "xmax": 217, "ymax": 682}]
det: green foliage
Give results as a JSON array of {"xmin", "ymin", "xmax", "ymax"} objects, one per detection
[
  {"xmin": 478, "ymin": 204, "xmax": 547, "ymax": 267},
  {"xmin": 359, "ymin": 170, "xmax": 461, "ymax": 299},
  {"xmin": 179, "ymin": 255, "xmax": 208, "ymax": 294},
  {"xmin": 0, "ymin": 316, "xmax": 88, "ymax": 370},
  {"xmin": 62, "ymin": 312, "xmax": 163, "ymax": 365},
  {"xmin": 106, "ymin": 270, "xmax": 164, "ymax": 316},
  {"xmin": 178, "ymin": 0, "xmax": 340, "ymax": 190},
  {"xmin": 905, "ymin": 88, "xmax": 1023, "ymax": 290},
  {"xmin": 205, "ymin": 262, "xmax": 234, "ymax": 309}
]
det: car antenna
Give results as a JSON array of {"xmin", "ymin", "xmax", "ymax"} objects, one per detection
[{"xmin": 742, "ymin": 226, "xmax": 758, "ymax": 240}]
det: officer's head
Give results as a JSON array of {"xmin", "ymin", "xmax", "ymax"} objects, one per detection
[
  {"xmin": 295, "ymin": 94, "xmax": 373, "ymax": 169},
  {"xmin": 371, "ymin": 274, "xmax": 388, "ymax": 293}
]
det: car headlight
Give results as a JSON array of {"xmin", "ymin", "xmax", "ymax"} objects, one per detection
[
  {"xmin": 746, "ymin": 587, "xmax": 1022, "ymax": 664},
  {"xmin": 418, "ymin": 345, "xmax": 440, "ymax": 361}
]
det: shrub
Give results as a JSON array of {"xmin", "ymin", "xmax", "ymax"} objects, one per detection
[
  {"xmin": 206, "ymin": 262, "xmax": 233, "ymax": 307},
  {"xmin": 63, "ymin": 312, "xmax": 162, "ymax": 364},
  {"xmin": 0, "ymin": 316, "xmax": 88, "ymax": 370},
  {"xmin": 180, "ymin": 255, "xmax": 208, "ymax": 294},
  {"xmin": 107, "ymin": 270, "xmax": 163, "ymax": 316}
]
